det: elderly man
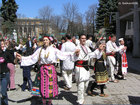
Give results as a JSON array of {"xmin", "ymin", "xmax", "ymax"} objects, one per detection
[{"xmin": 106, "ymin": 34, "xmax": 126, "ymax": 83}]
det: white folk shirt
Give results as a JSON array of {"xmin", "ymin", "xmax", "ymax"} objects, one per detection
[
  {"xmin": 106, "ymin": 40, "xmax": 123, "ymax": 65},
  {"xmin": 75, "ymin": 44, "xmax": 102, "ymax": 82},
  {"xmin": 61, "ymin": 41, "xmax": 76, "ymax": 70},
  {"xmin": 75, "ymin": 39, "xmax": 80, "ymax": 46},
  {"xmin": 106, "ymin": 40, "xmax": 120, "ymax": 53},
  {"xmin": 20, "ymin": 46, "xmax": 77, "ymax": 66},
  {"xmin": 86, "ymin": 40, "xmax": 93, "ymax": 49}
]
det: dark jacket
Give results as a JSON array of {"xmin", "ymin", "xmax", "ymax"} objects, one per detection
[
  {"xmin": 0, "ymin": 49, "xmax": 13, "ymax": 74},
  {"xmin": 6, "ymin": 49, "xmax": 15, "ymax": 64},
  {"xmin": 26, "ymin": 40, "xmax": 33, "ymax": 56}
]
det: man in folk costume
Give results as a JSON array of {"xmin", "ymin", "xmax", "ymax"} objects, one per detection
[
  {"xmin": 75, "ymin": 34, "xmax": 104, "ymax": 105},
  {"xmin": 86, "ymin": 36, "xmax": 94, "ymax": 50},
  {"xmin": 61, "ymin": 35, "xmax": 76, "ymax": 90},
  {"xmin": 118, "ymin": 38, "xmax": 128, "ymax": 79},
  {"xmin": 72, "ymin": 36, "xmax": 80, "ymax": 46},
  {"xmin": 106, "ymin": 35, "xmax": 126, "ymax": 83},
  {"xmin": 58, "ymin": 37, "xmax": 66, "ymax": 76}
]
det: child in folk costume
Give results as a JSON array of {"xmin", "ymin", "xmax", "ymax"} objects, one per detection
[
  {"xmin": 16, "ymin": 36, "xmax": 80, "ymax": 105},
  {"xmin": 118, "ymin": 38, "xmax": 128, "ymax": 79},
  {"xmin": 88, "ymin": 41, "xmax": 109, "ymax": 97}
]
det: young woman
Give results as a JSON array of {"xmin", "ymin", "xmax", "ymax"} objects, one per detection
[
  {"xmin": 0, "ymin": 40, "xmax": 13, "ymax": 105},
  {"xmin": 16, "ymin": 36, "xmax": 79, "ymax": 105},
  {"xmin": 6, "ymin": 42, "xmax": 16, "ymax": 90},
  {"xmin": 88, "ymin": 42, "xmax": 109, "ymax": 97}
]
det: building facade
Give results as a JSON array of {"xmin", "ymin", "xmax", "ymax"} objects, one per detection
[
  {"xmin": 116, "ymin": 0, "xmax": 140, "ymax": 57},
  {"xmin": 15, "ymin": 18, "xmax": 43, "ymax": 38},
  {"xmin": 0, "ymin": 18, "xmax": 54, "ymax": 39}
]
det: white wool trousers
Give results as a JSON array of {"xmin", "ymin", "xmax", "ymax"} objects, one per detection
[
  {"xmin": 107, "ymin": 56, "xmax": 116, "ymax": 81},
  {"xmin": 62, "ymin": 70, "xmax": 73, "ymax": 88},
  {"xmin": 77, "ymin": 80, "xmax": 89, "ymax": 104}
]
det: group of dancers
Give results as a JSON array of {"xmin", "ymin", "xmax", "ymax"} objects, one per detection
[{"xmin": 0, "ymin": 34, "xmax": 128, "ymax": 105}]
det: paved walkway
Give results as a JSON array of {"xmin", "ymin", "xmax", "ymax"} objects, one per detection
[{"xmin": 7, "ymin": 65, "xmax": 140, "ymax": 105}]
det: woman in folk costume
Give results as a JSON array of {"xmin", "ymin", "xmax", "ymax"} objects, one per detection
[
  {"xmin": 88, "ymin": 41, "xmax": 109, "ymax": 97},
  {"xmin": 16, "ymin": 36, "xmax": 80, "ymax": 105},
  {"xmin": 118, "ymin": 38, "xmax": 128, "ymax": 79}
]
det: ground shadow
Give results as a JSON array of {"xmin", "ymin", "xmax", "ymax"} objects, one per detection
[
  {"xmin": 128, "ymin": 96, "xmax": 140, "ymax": 104},
  {"xmin": 30, "ymin": 96, "xmax": 42, "ymax": 105},
  {"xmin": 8, "ymin": 99, "xmax": 17, "ymax": 103},
  {"xmin": 58, "ymin": 90, "xmax": 78, "ymax": 105},
  {"xmin": 16, "ymin": 97, "xmax": 32, "ymax": 103},
  {"xmin": 16, "ymin": 96, "xmax": 43, "ymax": 105},
  {"xmin": 57, "ymin": 72, "xmax": 62, "ymax": 77},
  {"xmin": 57, "ymin": 80, "xmax": 65, "ymax": 89}
]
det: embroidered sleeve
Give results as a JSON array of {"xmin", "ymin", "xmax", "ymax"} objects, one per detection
[
  {"xmin": 88, "ymin": 49, "xmax": 102, "ymax": 59},
  {"xmin": 55, "ymin": 48, "xmax": 78, "ymax": 61},
  {"xmin": 21, "ymin": 48, "xmax": 41, "ymax": 66}
]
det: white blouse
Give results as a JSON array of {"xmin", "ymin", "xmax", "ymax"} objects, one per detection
[
  {"xmin": 21, "ymin": 46, "xmax": 77, "ymax": 66},
  {"xmin": 119, "ymin": 45, "xmax": 125, "ymax": 55}
]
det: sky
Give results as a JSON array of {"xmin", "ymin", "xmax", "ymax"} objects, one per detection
[{"xmin": 0, "ymin": 0, "xmax": 99, "ymax": 18}]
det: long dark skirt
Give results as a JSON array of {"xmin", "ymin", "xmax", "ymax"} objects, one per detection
[{"xmin": 94, "ymin": 60, "xmax": 108, "ymax": 85}]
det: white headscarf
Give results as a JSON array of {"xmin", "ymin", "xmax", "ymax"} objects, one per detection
[{"xmin": 119, "ymin": 38, "xmax": 124, "ymax": 45}]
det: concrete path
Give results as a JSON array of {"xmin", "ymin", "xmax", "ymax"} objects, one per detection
[{"xmin": 7, "ymin": 65, "xmax": 140, "ymax": 105}]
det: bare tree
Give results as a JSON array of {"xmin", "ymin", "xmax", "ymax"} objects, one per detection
[
  {"xmin": 74, "ymin": 13, "xmax": 84, "ymax": 35},
  {"xmin": 85, "ymin": 4, "xmax": 97, "ymax": 35},
  {"xmin": 38, "ymin": 6, "xmax": 53, "ymax": 34},
  {"xmin": 50, "ymin": 15, "xmax": 67, "ymax": 34},
  {"xmin": 62, "ymin": 2, "xmax": 79, "ymax": 35},
  {"xmin": 17, "ymin": 13, "xmax": 26, "ymax": 19}
]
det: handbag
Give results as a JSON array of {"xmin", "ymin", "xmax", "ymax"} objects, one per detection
[
  {"xmin": 31, "ymin": 47, "xmax": 43, "ymax": 96},
  {"xmin": 0, "ymin": 57, "xmax": 5, "ymax": 64},
  {"xmin": 31, "ymin": 71, "xmax": 41, "ymax": 97}
]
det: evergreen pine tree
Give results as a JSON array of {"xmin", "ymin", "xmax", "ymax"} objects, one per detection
[
  {"xmin": 106, "ymin": 0, "xmax": 118, "ymax": 35},
  {"xmin": 96, "ymin": 0, "xmax": 108, "ymax": 30},
  {"xmin": 96, "ymin": 0, "xmax": 118, "ymax": 37},
  {"xmin": 0, "ymin": 0, "xmax": 18, "ymax": 35}
]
